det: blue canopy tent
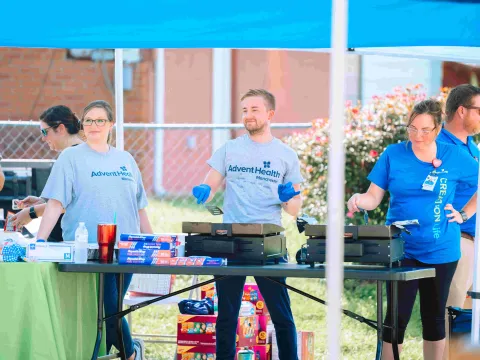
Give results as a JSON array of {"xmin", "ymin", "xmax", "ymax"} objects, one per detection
[
  {"xmin": 2, "ymin": 0, "xmax": 480, "ymax": 358},
  {"xmin": 1, "ymin": 0, "xmax": 479, "ymax": 48}
]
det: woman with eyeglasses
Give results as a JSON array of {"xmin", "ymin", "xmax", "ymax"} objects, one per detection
[
  {"xmin": 36, "ymin": 100, "xmax": 152, "ymax": 360},
  {"xmin": 11, "ymin": 105, "xmax": 83, "ymax": 240},
  {"xmin": 347, "ymin": 99, "xmax": 478, "ymax": 360}
]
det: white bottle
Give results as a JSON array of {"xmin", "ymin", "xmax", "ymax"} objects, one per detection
[{"xmin": 74, "ymin": 222, "xmax": 89, "ymax": 263}]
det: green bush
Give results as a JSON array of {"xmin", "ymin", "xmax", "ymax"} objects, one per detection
[{"xmin": 284, "ymin": 85, "xmax": 449, "ymax": 225}]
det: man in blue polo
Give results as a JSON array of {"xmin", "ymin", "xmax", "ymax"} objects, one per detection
[{"xmin": 437, "ymin": 84, "xmax": 480, "ymax": 314}]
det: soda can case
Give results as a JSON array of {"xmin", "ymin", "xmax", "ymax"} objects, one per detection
[{"xmin": 176, "ymin": 345, "xmax": 216, "ymax": 360}]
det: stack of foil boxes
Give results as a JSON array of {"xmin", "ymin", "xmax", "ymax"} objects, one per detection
[{"xmin": 118, "ymin": 233, "xmax": 177, "ymax": 265}]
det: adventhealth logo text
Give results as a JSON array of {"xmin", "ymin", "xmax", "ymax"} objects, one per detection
[
  {"xmin": 91, "ymin": 166, "xmax": 133, "ymax": 180},
  {"xmin": 227, "ymin": 161, "xmax": 280, "ymax": 178}
]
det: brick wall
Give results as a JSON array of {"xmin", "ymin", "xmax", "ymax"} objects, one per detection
[
  {"xmin": 1, "ymin": 48, "xmax": 334, "ymax": 196},
  {"xmin": 443, "ymin": 62, "xmax": 480, "ymax": 88},
  {"xmin": 0, "ymin": 48, "xmax": 156, "ymax": 193}
]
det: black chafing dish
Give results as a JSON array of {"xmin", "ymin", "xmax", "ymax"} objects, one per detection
[
  {"xmin": 305, "ymin": 225, "xmax": 404, "ymax": 267},
  {"xmin": 182, "ymin": 222, "xmax": 287, "ymax": 265}
]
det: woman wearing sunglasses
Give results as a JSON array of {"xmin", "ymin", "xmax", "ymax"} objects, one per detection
[
  {"xmin": 36, "ymin": 100, "xmax": 152, "ymax": 360},
  {"xmin": 11, "ymin": 105, "xmax": 83, "ymax": 240},
  {"xmin": 347, "ymin": 99, "xmax": 478, "ymax": 360}
]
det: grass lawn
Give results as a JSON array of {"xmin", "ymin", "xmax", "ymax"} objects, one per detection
[{"xmin": 127, "ymin": 198, "xmax": 424, "ymax": 359}]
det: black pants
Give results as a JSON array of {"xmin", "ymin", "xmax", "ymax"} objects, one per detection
[
  {"xmin": 383, "ymin": 258, "xmax": 458, "ymax": 344},
  {"xmin": 214, "ymin": 276, "xmax": 298, "ymax": 360}
]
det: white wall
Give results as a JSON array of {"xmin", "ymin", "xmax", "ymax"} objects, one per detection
[
  {"xmin": 345, "ymin": 54, "xmax": 361, "ymax": 103},
  {"xmin": 361, "ymin": 55, "xmax": 443, "ymax": 103},
  {"xmin": 212, "ymin": 49, "xmax": 232, "ymax": 153}
]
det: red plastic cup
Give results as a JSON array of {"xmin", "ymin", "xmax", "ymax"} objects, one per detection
[{"xmin": 97, "ymin": 223, "xmax": 117, "ymax": 264}]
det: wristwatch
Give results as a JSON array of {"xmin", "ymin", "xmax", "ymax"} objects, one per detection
[
  {"xmin": 459, "ymin": 210, "xmax": 468, "ymax": 223},
  {"xmin": 29, "ymin": 206, "xmax": 38, "ymax": 219}
]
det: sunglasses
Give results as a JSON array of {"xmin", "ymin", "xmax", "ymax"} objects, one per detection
[{"xmin": 40, "ymin": 125, "xmax": 59, "ymax": 137}]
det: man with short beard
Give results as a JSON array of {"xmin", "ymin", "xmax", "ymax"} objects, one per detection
[
  {"xmin": 437, "ymin": 84, "xmax": 480, "ymax": 358},
  {"xmin": 192, "ymin": 89, "xmax": 303, "ymax": 360}
]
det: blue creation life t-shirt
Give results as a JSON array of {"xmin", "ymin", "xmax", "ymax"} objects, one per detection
[
  {"xmin": 437, "ymin": 126, "xmax": 479, "ymax": 237},
  {"xmin": 368, "ymin": 140, "xmax": 478, "ymax": 264}
]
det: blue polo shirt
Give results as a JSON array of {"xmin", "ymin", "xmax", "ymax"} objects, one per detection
[
  {"xmin": 368, "ymin": 141, "xmax": 478, "ymax": 264},
  {"xmin": 437, "ymin": 127, "xmax": 479, "ymax": 237}
]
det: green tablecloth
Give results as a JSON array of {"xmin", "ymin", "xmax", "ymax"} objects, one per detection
[{"xmin": 0, "ymin": 262, "xmax": 106, "ymax": 360}]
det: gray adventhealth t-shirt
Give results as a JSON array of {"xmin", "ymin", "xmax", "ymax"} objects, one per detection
[
  {"xmin": 207, "ymin": 134, "xmax": 303, "ymax": 226},
  {"xmin": 41, "ymin": 143, "xmax": 148, "ymax": 243}
]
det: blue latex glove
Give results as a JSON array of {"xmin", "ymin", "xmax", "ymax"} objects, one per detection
[
  {"xmin": 278, "ymin": 182, "xmax": 300, "ymax": 203},
  {"xmin": 2, "ymin": 243, "xmax": 26, "ymax": 262},
  {"xmin": 192, "ymin": 184, "xmax": 211, "ymax": 204}
]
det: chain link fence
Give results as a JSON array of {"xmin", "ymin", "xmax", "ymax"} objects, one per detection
[{"xmin": 0, "ymin": 121, "xmax": 311, "ymax": 228}]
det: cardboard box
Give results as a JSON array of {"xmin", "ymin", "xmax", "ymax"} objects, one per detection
[
  {"xmin": 243, "ymin": 283, "xmax": 269, "ymax": 316},
  {"xmin": 271, "ymin": 330, "xmax": 314, "ymax": 360},
  {"xmin": 120, "ymin": 233, "xmax": 178, "ymax": 244},
  {"xmin": 449, "ymin": 334, "xmax": 480, "ymax": 360},
  {"xmin": 118, "ymin": 241, "xmax": 175, "ymax": 251},
  {"xmin": 299, "ymin": 331, "xmax": 314, "ymax": 360},
  {"xmin": 128, "ymin": 274, "xmax": 174, "ymax": 295},
  {"xmin": 118, "ymin": 256, "xmax": 172, "ymax": 265},
  {"xmin": 235, "ymin": 345, "xmax": 271, "ymax": 360},
  {"xmin": 118, "ymin": 248, "xmax": 175, "ymax": 258},
  {"xmin": 27, "ymin": 242, "xmax": 74, "ymax": 262},
  {"xmin": 177, "ymin": 315, "xmax": 217, "ymax": 346},
  {"xmin": 239, "ymin": 301, "xmax": 256, "ymax": 316},
  {"xmin": 4, "ymin": 211, "xmax": 17, "ymax": 232},
  {"xmin": 200, "ymin": 283, "xmax": 218, "ymax": 314},
  {"xmin": 201, "ymin": 283, "xmax": 215, "ymax": 300},
  {"xmin": 176, "ymin": 257, "xmax": 226, "ymax": 266},
  {"xmin": 176, "ymin": 345, "xmax": 216, "ymax": 360},
  {"xmin": 236, "ymin": 315, "xmax": 271, "ymax": 347}
]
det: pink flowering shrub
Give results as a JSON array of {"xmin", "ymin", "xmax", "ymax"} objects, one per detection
[{"xmin": 284, "ymin": 85, "xmax": 449, "ymax": 224}]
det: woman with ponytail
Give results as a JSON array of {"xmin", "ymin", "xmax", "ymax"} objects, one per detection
[{"xmin": 11, "ymin": 105, "xmax": 83, "ymax": 241}]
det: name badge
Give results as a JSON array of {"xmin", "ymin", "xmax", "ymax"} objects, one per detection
[{"xmin": 422, "ymin": 174, "xmax": 438, "ymax": 191}]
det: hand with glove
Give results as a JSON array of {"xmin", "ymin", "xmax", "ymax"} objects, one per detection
[
  {"xmin": 278, "ymin": 182, "xmax": 301, "ymax": 203},
  {"xmin": 192, "ymin": 184, "xmax": 211, "ymax": 204}
]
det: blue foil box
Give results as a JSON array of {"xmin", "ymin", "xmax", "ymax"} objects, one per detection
[
  {"xmin": 119, "ymin": 233, "xmax": 178, "ymax": 243},
  {"xmin": 171, "ymin": 257, "xmax": 228, "ymax": 267},
  {"xmin": 202, "ymin": 258, "xmax": 227, "ymax": 266},
  {"xmin": 118, "ymin": 256, "xmax": 172, "ymax": 265},
  {"xmin": 118, "ymin": 248, "xmax": 175, "ymax": 259},
  {"xmin": 118, "ymin": 241, "xmax": 174, "ymax": 251}
]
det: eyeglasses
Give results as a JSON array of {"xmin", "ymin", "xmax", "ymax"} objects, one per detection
[
  {"xmin": 40, "ymin": 125, "xmax": 58, "ymax": 137},
  {"xmin": 83, "ymin": 119, "xmax": 108, "ymax": 127},
  {"xmin": 406, "ymin": 126, "xmax": 437, "ymax": 136}
]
